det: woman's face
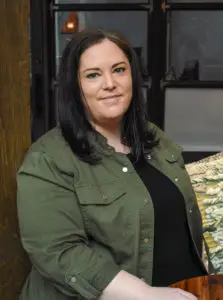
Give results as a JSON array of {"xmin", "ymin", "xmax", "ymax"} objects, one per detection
[{"xmin": 79, "ymin": 39, "xmax": 132, "ymax": 126}]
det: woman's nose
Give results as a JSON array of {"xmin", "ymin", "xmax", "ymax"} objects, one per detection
[{"xmin": 102, "ymin": 74, "xmax": 116, "ymax": 90}]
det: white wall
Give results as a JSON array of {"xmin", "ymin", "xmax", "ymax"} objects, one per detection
[{"xmin": 165, "ymin": 88, "xmax": 223, "ymax": 152}]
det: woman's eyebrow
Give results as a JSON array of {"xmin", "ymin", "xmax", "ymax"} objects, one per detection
[{"xmin": 82, "ymin": 61, "xmax": 126, "ymax": 73}]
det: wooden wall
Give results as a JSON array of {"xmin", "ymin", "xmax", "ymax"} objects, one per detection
[{"xmin": 0, "ymin": 1, "xmax": 31, "ymax": 299}]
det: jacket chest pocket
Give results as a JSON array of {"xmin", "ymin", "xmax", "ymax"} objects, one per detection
[
  {"xmin": 164, "ymin": 146, "xmax": 193, "ymax": 183},
  {"xmin": 75, "ymin": 183, "xmax": 131, "ymax": 244},
  {"xmin": 165, "ymin": 146, "xmax": 185, "ymax": 169},
  {"xmin": 162, "ymin": 146, "xmax": 198, "ymax": 203}
]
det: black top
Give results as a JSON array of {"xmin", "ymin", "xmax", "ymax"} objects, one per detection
[{"xmin": 128, "ymin": 154, "xmax": 206, "ymax": 287}]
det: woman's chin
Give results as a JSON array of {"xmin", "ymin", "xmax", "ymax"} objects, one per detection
[
  {"xmin": 104, "ymin": 106, "xmax": 128, "ymax": 119},
  {"xmin": 104, "ymin": 112, "xmax": 124, "ymax": 121},
  {"xmin": 98, "ymin": 113, "xmax": 123, "ymax": 125}
]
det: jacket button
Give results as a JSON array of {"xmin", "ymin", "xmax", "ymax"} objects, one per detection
[
  {"xmin": 70, "ymin": 276, "xmax": 77, "ymax": 283},
  {"xmin": 122, "ymin": 167, "xmax": 128, "ymax": 173},
  {"xmin": 175, "ymin": 178, "xmax": 179, "ymax": 182},
  {"xmin": 144, "ymin": 238, "xmax": 149, "ymax": 244}
]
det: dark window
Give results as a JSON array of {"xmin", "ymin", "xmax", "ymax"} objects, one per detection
[
  {"xmin": 55, "ymin": 10, "xmax": 149, "ymax": 77},
  {"xmin": 167, "ymin": 11, "xmax": 223, "ymax": 81}
]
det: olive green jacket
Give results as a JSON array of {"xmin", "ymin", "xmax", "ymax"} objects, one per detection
[{"xmin": 17, "ymin": 123, "xmax": 207, "ymax": 300}]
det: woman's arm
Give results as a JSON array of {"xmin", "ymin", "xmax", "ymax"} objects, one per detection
[{"xmin": 17, "ymin": 151, "xmax": 120, "ymax": 299}]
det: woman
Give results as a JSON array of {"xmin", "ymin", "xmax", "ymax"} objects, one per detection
[{"xmin": 17, "ymin": 29, "xmax": 207, "ymax": 300}]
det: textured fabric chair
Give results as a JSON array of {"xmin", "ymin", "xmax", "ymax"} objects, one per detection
[{"xmin": 186, "ymin": 153, "xmax": 223, "ymax": 274}]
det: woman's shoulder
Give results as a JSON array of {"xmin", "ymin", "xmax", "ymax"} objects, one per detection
[
  {"xmin": 148, "ymin": 122, "xmax": 169, "ymax": 144},
  {"xmin": 29, "ymin": 126, "xmax": 68, "ymax": 152},
  {"xmin": 148, "ymin": 122, "xmax": 182, "ymax": 152},
  {"xmin": 25, "ymin": 127, "xmax": 69, "ymax": 157},
  {"xmin": 20, "ymin": 127, "xmax": 78, "ymax": 175}
]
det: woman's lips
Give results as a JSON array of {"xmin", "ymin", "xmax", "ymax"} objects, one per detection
[{"xmin": 101, "ymin": 95, "xmax": 122, "ymax": 101}]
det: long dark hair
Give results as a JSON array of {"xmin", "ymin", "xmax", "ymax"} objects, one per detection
[{"xmin": 57, "ymin": 28, "xmax": 156, "ymax": 164}]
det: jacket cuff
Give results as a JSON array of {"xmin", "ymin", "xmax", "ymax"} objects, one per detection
[{"xmin": 65, "ymin": 262, "xmax": 120, "ymax": 299}]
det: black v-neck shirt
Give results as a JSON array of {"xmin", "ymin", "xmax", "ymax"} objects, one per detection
[{"xmin": 128, "ymin": 154, "xmax": 206, "ymax": 286}]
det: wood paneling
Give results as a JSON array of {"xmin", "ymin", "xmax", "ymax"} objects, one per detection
[{"xmin": 0, "ymin": 1, "xmax": 31, "ymax": 299}]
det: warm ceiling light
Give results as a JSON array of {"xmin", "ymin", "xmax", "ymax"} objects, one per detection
[{"xmin": 67, "ymin": 22, "xmax": 75, "ymax": 29}]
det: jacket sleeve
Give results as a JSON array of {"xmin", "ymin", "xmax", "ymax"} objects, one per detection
[{"xmin": 17, "ymin": 151, "xmax": 120, "ymax": 299}]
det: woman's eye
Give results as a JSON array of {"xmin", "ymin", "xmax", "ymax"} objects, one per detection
[
  {"xmin": 86, "ymin": 73, "xmax": 99, "ymax": 79},
  {"xmin": 114, "ymin": 67, "xmax": 126, "ymax": 73}
]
